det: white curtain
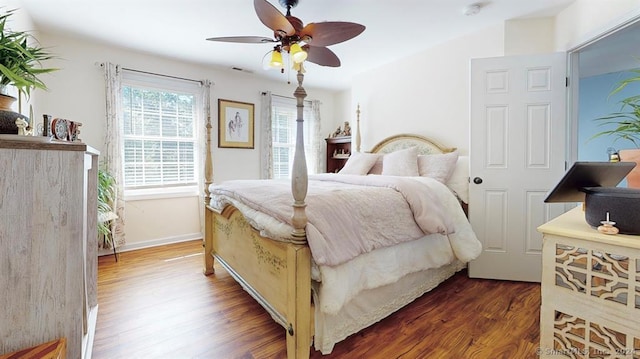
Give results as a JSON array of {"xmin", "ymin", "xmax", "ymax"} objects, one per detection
[
  {"xmin": 102, "ymin": 62, "xmax": 125, "ymax": 248},
  {"xmin": 260, "ymin": 91, "xmax": 273, "ymax": 179},
  {"xmin": 198, "ymin": 80, "xmax": 212, "ymax": 237},
  {"xmin": 309, "ymin": 100, "xmax": 323, "ymax": 174}
]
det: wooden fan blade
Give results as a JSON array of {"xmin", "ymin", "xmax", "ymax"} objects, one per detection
[
  {"xmin": 303, "ymin": 45, "xmax": 340, "ymax": 67},
  {"xmin": 254, "ymin": 0, "xmax": 295, "ymax": 37},
  {"xmin": 206, "ymin": 36, "xmax": 276, "ymax": 43},
  {"xmin": 300, "ymin": 22, "xmax": 365, "ymax": 47}
]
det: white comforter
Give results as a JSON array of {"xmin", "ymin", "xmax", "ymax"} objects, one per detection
[
  {"xmin": 315, "ymin": 175, "xmax": 480, "ymax": 314},
  {"xmin": 208, "ymin": 174, "xmax": 481, "ymax": 314},
  {"xmin": 210, "ymin": 174, "xmax": 465, "ymax": 265}
]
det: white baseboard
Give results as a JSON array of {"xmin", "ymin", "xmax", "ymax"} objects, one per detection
[{"xmin": 98, "ymin": 232, "xmax": 202, "ymax": 256}]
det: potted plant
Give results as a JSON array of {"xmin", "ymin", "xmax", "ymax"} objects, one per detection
[
  {"xmin": 98, "ymin": 168, "xmax": 117, "ymax": 248},
  {"xmin": 0, "ymin": 8, "xmax": 57, "ymax": 133},
  {"xmin": 592, "ymin": 66, "xmax": 640, "ymax": 187}
]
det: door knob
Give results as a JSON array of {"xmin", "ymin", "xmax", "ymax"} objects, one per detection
[{"xmin": 473, "ymin": 177, "xmax": 483, "ymax": 184}]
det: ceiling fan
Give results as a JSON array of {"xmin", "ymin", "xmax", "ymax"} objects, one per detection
[{"xmin": 206, "ymin": 0, "xmax": 365, "ymax": 68}]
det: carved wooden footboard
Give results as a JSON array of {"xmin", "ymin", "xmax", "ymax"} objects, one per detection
[{"xmin": 203, "ymin": 204, "xmax": 312, "ymax": 358}]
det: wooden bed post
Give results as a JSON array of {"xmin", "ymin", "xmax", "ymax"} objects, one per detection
[
  {"xmin": 203, "ymin": 81, "xmax": 215, "ymax": 276},
  {"xmin": 290, "ymin": 69, "xmax": 308, "ymax": 244},
  {"xmin": 287, "ymin": 69, "xmax": 312, "ymax": 359}
]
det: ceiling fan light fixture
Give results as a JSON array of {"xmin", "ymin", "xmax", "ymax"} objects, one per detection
[
  {"xmin": 290, "ymin": 42, "xmax": 307, "ymax": 63},
  {"xmin": 269, "ymin": 49, "xmax": 284, "ymax": 68},
  {"xmin": 208, "ymin": 0, "xmax": 365, "ymax": 73}
]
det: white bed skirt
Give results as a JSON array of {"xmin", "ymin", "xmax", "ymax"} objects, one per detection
[{"xmin": 312, "ymin": 260, "xmax": 466, "ymax": 354}]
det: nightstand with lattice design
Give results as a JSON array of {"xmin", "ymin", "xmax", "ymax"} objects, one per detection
[{"xmin": 537, "ymin": 207, "xmax": 640, "ymax": 358}]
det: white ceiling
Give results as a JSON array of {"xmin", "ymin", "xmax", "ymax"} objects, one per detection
[{"xmin": 18, "ymin": 0, "xmax": 576, "ymax": 90}]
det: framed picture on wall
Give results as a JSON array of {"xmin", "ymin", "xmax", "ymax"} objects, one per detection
[{"xmin": 218, "ymin": 99, "xmax": 254, "ymax": 149}]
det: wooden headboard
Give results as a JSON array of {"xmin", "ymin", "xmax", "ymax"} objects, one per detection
[{"xmin": 369, "ymin": 134, "xmax": 456, "ymax": 155}]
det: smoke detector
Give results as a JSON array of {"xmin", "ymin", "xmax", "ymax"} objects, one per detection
[{"xmin": 463, "ymin": 3, "xmax": 482, "ymax": 16}]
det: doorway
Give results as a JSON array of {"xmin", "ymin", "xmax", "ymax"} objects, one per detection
[
  {"xmin": 468, "ymin": 10, "xmax": 640, "ymax": 282},
  {"xmin": 567, "ymin": 13, "xmax": 640, "ymax": 164}
]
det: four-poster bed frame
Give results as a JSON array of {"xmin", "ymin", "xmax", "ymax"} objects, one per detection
[{"xmin": 202, "ymin": 70, "xmax": 461, "ymax": 358}]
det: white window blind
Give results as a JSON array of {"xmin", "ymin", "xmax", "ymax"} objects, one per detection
[
  {"xmin": 271, "ymin": 96, "xmax": 316, "ymax": 179},
  {"xmin": 121, "ymin": 71, "xmax": 201, "ymax": 192}
]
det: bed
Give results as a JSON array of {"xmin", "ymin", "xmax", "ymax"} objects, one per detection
[{"xmin": 203, "ymin": 82, "xmax": 480, "ymax": 359}]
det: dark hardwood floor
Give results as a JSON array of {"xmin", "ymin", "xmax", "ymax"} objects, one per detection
[{"xmin": 94, "ymin": 240, "xmax": 541, "ymax": 359}]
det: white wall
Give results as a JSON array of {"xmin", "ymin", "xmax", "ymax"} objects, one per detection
[
  {"xmin": 346, "ymin": 25, "xmax": 505, "ymax": 155},
  {"xmin": 555, "ymin": 0, "xmax": 640, "ymax": 50},
  {"xmin": 31, "ymin": 31, "xmax": 339, "ymax": 250},
  {"xmin": 505, "ymin": 17, "xmax": 555, "ymax": 56}
]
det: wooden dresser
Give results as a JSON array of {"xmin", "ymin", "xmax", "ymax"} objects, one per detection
[
  {"xmin": 537, "ymin": 207, "xmax": 640, "ymax": 358},
  {"xmin": 0, "ymin": 136, "xmax": 99, "ymax": 359}
]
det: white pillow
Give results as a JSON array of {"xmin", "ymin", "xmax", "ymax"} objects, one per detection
[
  {"xmin": 339, "ymin": 152, "xmax": 380, "ymax": 175},
  {"xmin": 446, "ymin": 155, "xmax": 469, "ymax": 204},
  {"xmin": 417, "ymin": 150, "xmax": 459, "ymax": 183},
  {"xmin": 382, "ymin": 147, "xmax": 419, "ymax": 176}
]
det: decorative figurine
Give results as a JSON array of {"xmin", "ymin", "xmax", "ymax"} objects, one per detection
[
  {"xmin": 342, "ymin": 121, "xmax": 351, "ymax": 136},
  {"xmin": 15, "ymin": 117, "xmax": 33, "ymax": 136},
  {"xmin": 331, "ymin": 126, "xmax": 342, "ymax": 138}
]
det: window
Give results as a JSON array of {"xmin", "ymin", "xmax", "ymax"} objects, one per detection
[
  {"xmin": 121, "ymin": 71, "xmax": 202, "ymax": 197},
  {"xmin": 271, "ymin": 96, "xmax": 317, "ymax": 179}
]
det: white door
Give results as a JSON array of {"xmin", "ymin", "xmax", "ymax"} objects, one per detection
[{"xmin": 468, "ymin": 53, "xmax": 568, "ymax": 282}]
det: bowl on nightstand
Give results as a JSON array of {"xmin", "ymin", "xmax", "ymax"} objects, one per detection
[{"xmin": 581, "ymin": 186, "xmax": 640, "ymax": 234}]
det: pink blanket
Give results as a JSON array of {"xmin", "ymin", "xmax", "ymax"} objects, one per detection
[{"xmin": 210, "ymin": 174, "xmax": 455, "ymax": 266}]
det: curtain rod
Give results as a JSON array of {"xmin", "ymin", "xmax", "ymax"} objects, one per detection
[
  {"xmin": 98, "ymin": 63, "xmax": 205, "ymax": 85},
  {"xmin": 121, "ymin": 67, "xmax": 203, "ymax": 85},
  {"xmin": 262, "ymin": 92, "xmax": 314, "ymax": 102},
  {"xmin": 262, "ymin": 92, "xmax": 293, "ymax": 99},
  {"xmin": 100, "ymin": 63, "xmax": 217, "ymax": 88}
]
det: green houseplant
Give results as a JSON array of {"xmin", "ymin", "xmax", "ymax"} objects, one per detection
[
  {"xmin": 592, "ymin": 66, "xmax": 640, "ymax": 187},
  {"xmin": 98, "ymin": 168, "xmax": 117, "ymax": 248},
  {"xmin": 0, "ymin": 8, "xmax": 57, "ymax": 133},
  {"xmin": 591, "ymin": 67, "xmax": 640, "ymax": 147},
  {"xmin": 0, "ymin": 8, "xmax": 57, "ymax": 97}
]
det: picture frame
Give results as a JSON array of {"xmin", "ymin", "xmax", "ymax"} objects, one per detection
[{"xmin": 218, "ymin": 99, "xmax": 254, "ymax": 149}]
